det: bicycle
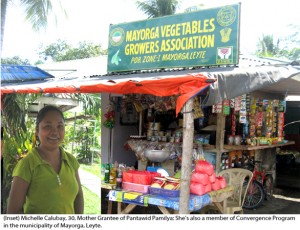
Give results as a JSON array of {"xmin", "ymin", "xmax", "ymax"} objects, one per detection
[{"xmin": 242, "ymin": 159, "xmax": 274, "ymax": 209}]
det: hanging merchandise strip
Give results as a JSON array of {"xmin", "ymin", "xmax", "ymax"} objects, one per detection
[
  {"xmin": 256, "ymin": 99, "xmax": 263, "ymax": 137},
  {"xmin": 278, "ymin": 112, "xmax": 284, "ymax": 141},
  {"xmin": 273, "ymin": 100, "xmax": 279, "ymax": 138},
  {"xmin": 193, "ymin": 96, "xmax": 204, "ymax": 119},
  {"xmin": 239, "ymin": 94, "xmax": 247, "ymax": 124},
  {"xmin": 249, "ymin": 97, "xmax": 257, "ymax": 138},
  {"xmin": 212, "ymin": 102, "xmax": 222, "ymax": 113},
  {"xmin": 223, "ymin": 100, "xmax": 230, "ymax": 116},
  {"xmin": 103, "ymin": 105, "xmax": 115, "ymax": 129},
  {"xmin": 231, "ymin": 109, "xmax": 236, "ymax": 136}
]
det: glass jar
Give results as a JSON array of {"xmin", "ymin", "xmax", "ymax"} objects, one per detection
[{"xmin": 234, "ymin": 135, "xmax": 241, "ymax": 145}]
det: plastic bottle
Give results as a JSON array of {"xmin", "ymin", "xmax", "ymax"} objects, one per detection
[
  {"xmin": 109, "ymin": 166, "xmax": 116, "ymax": 184},
  {"xmin": 104, "ymin": 163, "xmax": 110, "ymax": 183},
  {"xmin": 101, "ymin": 163, "xmax": 106, "ymax": 182},
  {"xmin": 116, "ymin": 168, "xmax": 123, "ymax": 190},
  {"xmin": 109, "ymin": 161, "xmax": 118, "ymax": 185}
]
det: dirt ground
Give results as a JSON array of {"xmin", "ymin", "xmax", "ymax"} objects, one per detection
[{"xmin": 101, "ymin": 185, "xmax": 300, "ymax": 214}]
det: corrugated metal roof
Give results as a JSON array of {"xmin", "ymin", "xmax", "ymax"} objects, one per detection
[
  {"xmin": 1, "ymin": 64, "xmax": 54, "ymax": 84},
  {"xmin": 37, "ymin": 56, "xmax": 108, "ymax": 78},
  {"xmin": 1, "ymin": 56, "xmax": 299, "ymax": 107}
]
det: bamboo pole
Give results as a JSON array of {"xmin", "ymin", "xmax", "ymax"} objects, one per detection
[{"xmin": 179, "ymin": 98, "xmax": 194, "ymax": 214}]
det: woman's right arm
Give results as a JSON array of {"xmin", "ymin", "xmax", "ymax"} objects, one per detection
[{"xmin": 7, "ymin": 176, "xmax": 29, "ymax": 214}]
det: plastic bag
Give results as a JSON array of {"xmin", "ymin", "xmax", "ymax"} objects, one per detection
[
  {"xmin": 209, "ymin": 173, "xmax": 216, "ymax": 183},
  {"xmin": 191, "ymin": 172, "xmax": 209, "ymax": 185},
  {"xmin": 217, "ymin": 176, "xmax": 226, "ymax": 188},
  {"xmin": 190, "ymin": 182, "xmax": 212, "ymax": 195},
  {"xmin": 195, "ymin": 160, "xmax": 214, "ymax": 175},
  {"xmin": 190, "ymin": 182, "xmax": 206, "ymax": 196},
  {"xmin": 211, "ymin": 179, "xmax": 221, "ymax": 191}
]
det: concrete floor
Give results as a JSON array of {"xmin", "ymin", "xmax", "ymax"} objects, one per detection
[{"xmin": 244, "ymin": 185, "xmax": 300, "ymax": 214}]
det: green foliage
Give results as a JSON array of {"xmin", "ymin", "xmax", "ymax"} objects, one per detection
[
  {"xmin": 82, "ymin": 186, "xmax": 101, "ymax": 214},
  {"xmin": 38, "ymin": 39, "xmax": 71, "ymax": 62},
  {"xmin": 1, "ymin": 56, "xmax": 31, "ymax": 65},
  {"xmin": 62, "ymin": 93, "xmax": 101, "ymax": 163},
  {"xmin": 22, "ymin": 0, "xmax": 67, "ymax": 32},
  {"xmin": 256, "ymin": 34, "xmax": 278, "ymax": 57},
  {"xmin": 65, "ymin": 117, "xmax": 101, "ymax": 163},
  {"xmin": 1, "ymin": 0, "xmax": 66, "ymax": 50},
  {"xmin": 38, "ymin": 39, "xmax": 108, "ymax": 62},
  {"xmin": 71, "ymin": 94, "xmax": 102, "ymax": 117},
  {"xmin": 278, "ymin": 25, "xmax": 300, "ymax": 61},
  {"xmin": 256, "ymin": 26, "xmax": 300, "ymax": 61},
  {"xmin": 1, "ymin": 127, "xmax": 35, "ymax": 213},
  {"xmin": 2, "ymin": 93, "xmax": 40, "ymax": 140},
  {"xmin": 136, "ymin": 0, "xmax": 181, "ymax": 18}
]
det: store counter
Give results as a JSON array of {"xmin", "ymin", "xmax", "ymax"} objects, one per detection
[{"xmin": 107, "ymin": 186, "xmax": 234, "ymax": 214}]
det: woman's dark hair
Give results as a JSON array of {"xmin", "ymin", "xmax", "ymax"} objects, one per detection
[{"xmin": 36, "ymin": 105, "xmax": 65, "ymax": 130}]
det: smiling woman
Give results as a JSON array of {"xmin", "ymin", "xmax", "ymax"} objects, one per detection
[{"xmin": 6, "ymin": 105, "xmax": 84, "ymax": 214}]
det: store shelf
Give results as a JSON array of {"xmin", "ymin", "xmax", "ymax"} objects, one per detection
[
  {"xmin": 223, "ymin": 141, "xmax": 295, "ymax": 151},
  {"xmin": 202, "ymin": 144, "xmax": 217, "ymax": 151},
  {"xmin": 128, "ymin": 139, "xmax": 295, "ymax": 154}
]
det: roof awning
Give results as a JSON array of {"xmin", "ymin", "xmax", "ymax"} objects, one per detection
[
  {"xmin": 204, "ymin": 65, "xmax": 300, "ymax": 105},
  {"xmin": 2, "ymin": 64, "xmax": 300, "ymax": 113},
  {"xmin": 1, "ymin": 72, "xmax": 215, "ymax": 115}
]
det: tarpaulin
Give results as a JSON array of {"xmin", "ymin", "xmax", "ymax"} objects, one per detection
[
  {"xmin": 1, "ymin": 72, "xmax": 215, "ymax": 116},
  {"xmin": 2, "ymin": 63, "xmax": 299, "ymax": 114},
  {"xmin": 204, "ymin": 65, "xmax": 300, "ymax": 105}
]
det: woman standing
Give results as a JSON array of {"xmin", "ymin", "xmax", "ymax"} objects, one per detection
[{"xmin": 7, "ymin": 105, "xmax": 84, "ymax": 214}]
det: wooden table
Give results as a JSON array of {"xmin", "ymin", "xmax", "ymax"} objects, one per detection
[
  {"xmin": 101, "ymin": 183, "xmax": 116, "ymax": 214},
  {"xmin": 107, "ymin": 186, "xmax": 234, "ymax": 214}
]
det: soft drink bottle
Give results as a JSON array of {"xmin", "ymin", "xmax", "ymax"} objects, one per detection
[
  {"xmin": 116, "ymin": 168, "xmax": 123, "ymax": 190},
  {"xmin": 104, "ymin": 163, "xmax": 110, "ymax": 183}
]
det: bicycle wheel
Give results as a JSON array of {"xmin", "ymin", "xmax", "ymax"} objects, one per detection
[
  {"xmin": 263, "ymin": 174, "xmax": 274, "ymax": 200},
  {"xmin": 243, "ymin": 180, "xmax": 265, "ymax": 209}
]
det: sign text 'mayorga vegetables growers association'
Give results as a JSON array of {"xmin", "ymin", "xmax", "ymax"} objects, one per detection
[{"xmin": 107, "ymin": 4, "xmax": 240, "ymax": 72}]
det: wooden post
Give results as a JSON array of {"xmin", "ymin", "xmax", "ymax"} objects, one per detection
[
  {"xmin": 215, "ymin": 111, "xmax": 226, "ymax": 173},
  {"xmin": 139, "ymin": 112, "xmax": 143, "ymax": 136},
  {"xmin": 179, "ymin": 98, "xmax": 194, "ymax": 214}
]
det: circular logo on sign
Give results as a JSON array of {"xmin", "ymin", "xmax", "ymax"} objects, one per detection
[
  {"xmin": 109, "ymin": 28, "xmax": 125, "ymax": 46},
  {"xmin": 217, "ymin": 6, "xmax": 236, "ymax": 27}
]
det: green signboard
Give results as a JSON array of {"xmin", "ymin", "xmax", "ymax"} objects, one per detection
[{"xmin": 107, "ymin": 4, "xmax": 240, "ymax": 73}]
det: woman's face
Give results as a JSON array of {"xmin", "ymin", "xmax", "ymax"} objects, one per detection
[{"xmin": 37, "ymin": 110, "xmax": 65, "ymax": 150}]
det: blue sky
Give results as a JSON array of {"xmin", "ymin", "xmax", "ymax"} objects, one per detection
[{"xmin": 2, "ymin": 0, "xmax": 300, "ymax": 63}]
